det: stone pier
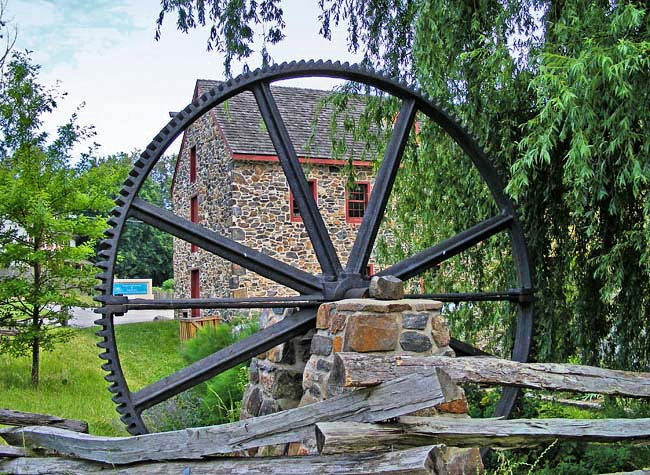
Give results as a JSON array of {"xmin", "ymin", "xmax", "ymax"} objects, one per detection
[{"xmin": 240, "ymin": 281, "xmax": 483, "ymax": 471}]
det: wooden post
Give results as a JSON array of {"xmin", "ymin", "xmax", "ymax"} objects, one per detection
[
  {"xmin": 316, "ymin": 416, "xmax": 650, "ymax": 453},
  {"xmin": 0, "ymin": 368, "xmax": 461, "ymax": 465},
  {"xmin": 332, "ymin": 353, "xmax": 650, "ymax": 398}
]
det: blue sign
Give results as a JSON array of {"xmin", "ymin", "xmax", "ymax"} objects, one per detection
[{"xmin": 113, "ymin": 282, "xmax": 149, "ymax": 295}]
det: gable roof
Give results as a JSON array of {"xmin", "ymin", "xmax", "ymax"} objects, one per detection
[{"xmin": 197, "ymin": 80, "xmax": 369, "ymax": 159}]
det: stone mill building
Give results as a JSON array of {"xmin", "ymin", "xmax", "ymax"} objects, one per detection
[{"xmin": 170, "ymin": 80, "xmax": 376, "ymax": 319}]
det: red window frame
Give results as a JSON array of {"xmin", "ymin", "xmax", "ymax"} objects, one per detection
[
  {"xmin": 190, "ymin": 268, "xmax": 200, "ymax": 317},
  {"xmin": 289, "ymin": 179, "xmax": 317, "ymax": 222},
  {"xmin": 366, "ymin": 264, "xmax": 374, "ymax": 277},
  {"xmin": 189, "ymin": 146, "xmax": 197, "ymax": 183},
  {"xmin": 190, "ymin": 194, "xmax": 198, "ymax": 253},
  {"xmin": 345, "ymin": 181, "xmax": 370, "ymax": 224}
]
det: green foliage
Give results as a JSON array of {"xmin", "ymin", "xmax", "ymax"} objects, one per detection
[
  {"xmin": 162, "ymin": 0, "xmax": 650, "ymax": 369},
  {"xmin": 162, "ymin": 278, "xmax": 174, "ymax": 291},
  {"xmin": 164, "ymin": 317, "xmax": 258, "ymax": 428},
  {"xmin": 0, "ymin": 51, "xmax": 110, "ymax": 385},
  {"xmin": 483, "ymin": 396, "xmax": 650, "ymax": 474}
]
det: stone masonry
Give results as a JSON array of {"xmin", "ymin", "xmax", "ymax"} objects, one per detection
[{"xmin": 241, "ymin": 297, "xmax": 483, "ymax": 471}]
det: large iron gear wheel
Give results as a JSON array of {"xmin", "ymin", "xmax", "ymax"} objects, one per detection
[{"xmin": 94, "ymin": 60, "xmax": 534, "ymax": 435}]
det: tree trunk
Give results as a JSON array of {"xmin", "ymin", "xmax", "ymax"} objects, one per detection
[{"xmin": 31, "ymin": 262, "xmax": 41, "ymax": 387}]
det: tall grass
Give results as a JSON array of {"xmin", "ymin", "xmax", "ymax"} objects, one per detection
[{"xmin": 0, "ymin": 320, "xmax": 184, "ymax": 436}]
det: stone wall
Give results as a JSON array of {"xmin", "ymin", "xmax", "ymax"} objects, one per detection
[
  {"xmin": 230, "ymin": 158, "xmax": 374, "ymax": 298},
  {"xmin": 172, "ymin": 113, "xmax": 234, "ymax": 318}
]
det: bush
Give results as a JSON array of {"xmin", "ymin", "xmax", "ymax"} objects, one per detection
[
  {"xmin": 162, "ymin": 278, "xmax": 174, "ymax": 291},
  {"xmin": 181, "ymin": 316, "xmax": 258, "ymax": 426}
]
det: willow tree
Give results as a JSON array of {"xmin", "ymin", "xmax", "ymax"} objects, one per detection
[{"xmin": 157, "ymin": 1, "xmax": 650, "ymax": 369}]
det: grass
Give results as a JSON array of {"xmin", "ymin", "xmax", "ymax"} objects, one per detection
[{"xmin": 0, "ymin": 320, "xmax": 184, "ymax": 436}]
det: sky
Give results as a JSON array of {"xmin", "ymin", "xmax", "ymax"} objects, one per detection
[{"xmin": 6, "ymin": 0, "xmax": 361, "ymax": 159}]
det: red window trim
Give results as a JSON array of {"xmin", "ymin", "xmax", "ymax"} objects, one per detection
[
  {"xmin": 190, "ymin": 268, "xmax": 200, "ymax": 317},
  {"xmin": 366, "ymin": 264, "xmax": 374, "ymax": 277},
  {"xmin": 189, "ymin": 146, "xmax": 197, "ymax": 183},
  {"xmin": 190, "ymin": 194, "xmax": 198, "ymax": 253},
  {"xmin": 289, "ymin": 179, "xmax": 317, "ymax": 223},
  {"xmin": 345, "ymin": 181, "xmax": 371, "ymax": 224}
]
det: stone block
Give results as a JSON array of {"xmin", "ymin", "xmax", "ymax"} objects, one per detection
[
  {"xmin": 258, "ymin": 397, "xmax": 279, "ymax": 416},
  {"xmin": 329, "ymin": 312, "xmax": 347, "ymax": 333},
  {"xmin": 402, "ymin": 312, "xmax": 429, "ymax": 330},
  {"xmin": 344, "ymin": 313, "xmax": 398, "ymax": 352},
  {"xmin": 369, "ymin": 275, "xmax": 404, "ymax": 300},
  {"xmin": 316, "ymin": 358, "xmax": 332, "ymax": 372},
  {"xmin": 244, "ymin": 385, "xmax": 262, "ymax": 417},
  {"xmin": 332, "ymin": 335, "xmax": 343, "ymax": 353},
  {"xmin": 267, "ymin": 340, "xmax": 295, "ymax": 365},
  {"xmin": 431, "ymin": 315, "xmax": 451, "ymax": 347},
  {"xmin": 271, "ymin": 370, "xmax": 304, "ymax": 400},
  {"xmin": 335, "ymin": 298, "xmax": 412, "ymax": 313},
  {"xmin": 316, "ymin": 303, "xmax": 331, "ymax": 329},
  {"xmin": 248, "ymin": 359, "xmax": 259, "ymax": 384},
  {"xmin": 400, "ymin": 331, "xmax": 433, "ymax": 352},
  {"xmin": 310, "ymin": 334, "xmax": 333, "ymax": 356}
]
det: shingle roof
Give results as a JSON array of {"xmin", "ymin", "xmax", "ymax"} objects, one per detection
[{"xmin": 197, "ymin": 80, "xmax": 369, "ymax": 159}]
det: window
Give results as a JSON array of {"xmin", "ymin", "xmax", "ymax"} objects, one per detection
[
  {"xmin": 190, "ymin": 269, "xmax": 200, "ymax": 317},
  {"xmin": 190, "ymin": 195, "xmax": 198, "ymax": 253},
  {"xmin": 346, "ymin": 182, "xmax": 370, "ymax": 223},
  {"xmin": 290, "ymin": 179, "xmax": 317, "ymax": 222},
  {"xmin": 189, "ymin": 146, "xmax": 197, "ymax": 183}
]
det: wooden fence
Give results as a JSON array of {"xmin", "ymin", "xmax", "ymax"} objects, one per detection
[{"xmin": 1, "ymin": 356, "xmax": 649, "ymax": 474}]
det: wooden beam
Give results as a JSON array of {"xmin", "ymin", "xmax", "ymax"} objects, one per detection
[
  {"xmin": 332, "ymin": 353, "xmax": 650, "ymax": 398},
  {"xmin": 0, "ymin": 369, "xmax": 462, "ymax": 465},
  {"xmin": 0, "ymin": 445, "xmax": 26, "ymax": 458},
  {"xmin": 316, "ymin": 416, "xmax": 650, "ymax": 453},
  {"xmin": 0, "ymin": 446, "xmax": 442, "ymax": 474},
  {"xmin": 0, "ymin": 409, "xmax": 88, "ymax": 433}
]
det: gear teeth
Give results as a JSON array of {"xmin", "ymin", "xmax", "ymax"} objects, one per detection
[
  {"xmin": 119, "ymin": 187, "xmax": 133, "ymax": 197},
  {"xmin": 104, "ymin": 374, "xmax": 117, "ymax": 383},
  {"xmin": 94, "ymin": 317, "xmax": 108, "ymax": 326},
  {"xmin": 128, "ymin": 168, "xmax": 140, "ymax": 178},
  {"xmin": 95, "ymin": 328, "xmax": 109, "ymax": 338},
  {"xmin": 98, "ymin": 350, "xmax": 112, "ymax": 361},
  {"xmin": 96, "ymin": 271, "xmax": 110, "ymax": 280},
  {"xmin": 111, "ymin": 393, "xmax": 124, "ymax": 403},
  {"xmin": 97, "ymin": 249, "xmax": 110, "ymax": 259},
  {"xmin": 115, "ymin": 404, "xmax": 129, "ymax": 415},
  {"xmin": 95, "ymin": 284, "xmax": 108, "ymax": 292},
  {"xmin": 101, "ymin": 363, "xmax": 112, "ymax": 371},
  {"xmin": 96, "ymin": 260, "xmax": 109, "ymax": 270},
  {"xmin": 109, "ymin": 207, "xmax": 122, "ymax": 217},
  {"xmin": 124, "ymin": 177, "xmax": 135, "ymax": 187},
  {"xmin": 106, "ymin": 217, "xmax": 119, "ymax": 227},
  {"xmin": 153, "ymin": 133, "xmax": 164, "ymax": 144},
  {"xmin": 99, "ymin": 239, "xmax": 114, "ymax": 250},
  {"xmin": 104, "ymin": 228, "xmax": 116, "ymax": 238},
  {"xmin": 97, "ymin": 340, "xmax": 109, "ymax": 350}
]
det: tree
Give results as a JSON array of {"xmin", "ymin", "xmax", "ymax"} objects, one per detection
[
  {"xmin": 0, "ymin": 51, "xmax": 110, "ymax": 386},
  {"xmin": 156, "ymin": 1, "xmax": 650, "ymax": 369}
]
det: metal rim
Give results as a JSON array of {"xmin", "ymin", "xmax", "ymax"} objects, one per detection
[{"xmin": 95, "ymin": 60, "xmax": 534, "ymax": 435}]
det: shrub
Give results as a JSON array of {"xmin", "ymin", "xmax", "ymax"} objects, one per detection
[{"xmin": 162, "ymin": 278, "xmax": 174, "ymax": 291}]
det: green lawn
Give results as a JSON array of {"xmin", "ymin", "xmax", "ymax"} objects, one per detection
[{"xmin": 0, "ymin": 320, "xmax": 184, "ymax": 436}]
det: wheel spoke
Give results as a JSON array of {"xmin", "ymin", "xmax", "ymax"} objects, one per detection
[
  {"xmin": 128, "ymin": 197, "xmax": 321, "ymax": 294},
  {"xmin": 132, "ymin": 307, "xmax": 317, "ymax": 412},
  {"xmin": 347, "ymin": 99, "xmax": 417, "ymax": 274},
  {"xmin": 449, "ymin": 338, "xmax": 492, "ymax": 357},
  {"xmin": 404, "ymin": 289, "xmax": 535, "ymax": 303},
  {"xmin": 379, "ymin": 213, "xmax": 513, "ymax": 281},
  {"xmin": 252, "ymin": 82, "xmax": 342, "ymax": 279},
  {"xmin": 106, "ymin": 295, "xmax": 325, "ymax": 311}
]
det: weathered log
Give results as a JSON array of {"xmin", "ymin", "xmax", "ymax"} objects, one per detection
[
  {"xmin": 0, "ymin": 445, "xmax": 26, "ymax": 458},
  {"xmin": 332, "ymin": 353, "xmax": 650, "ymax": 397},
  {"xmin": 0, "ymin": 445, "xmax": 443, "ymax": 474},
  {"xmin": 316, "ymin": 416, "xmax": 650, "ymax": 453},
  {"xmin": 0, "ymin": 409, "xmax": 88, "ymax": 433},
  {"xmin": 0, "ymin": 368, "xmax": 461, "ymax": 465}
]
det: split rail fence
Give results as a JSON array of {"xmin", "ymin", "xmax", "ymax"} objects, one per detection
[{"xmin": 1, "ymin": 355, "xmax": 650, "ymax": 474}]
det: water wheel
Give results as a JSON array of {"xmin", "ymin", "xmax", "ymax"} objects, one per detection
[{"xmin": 95, "ymin": 60, "xmax": 534, "ymax": 435}]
